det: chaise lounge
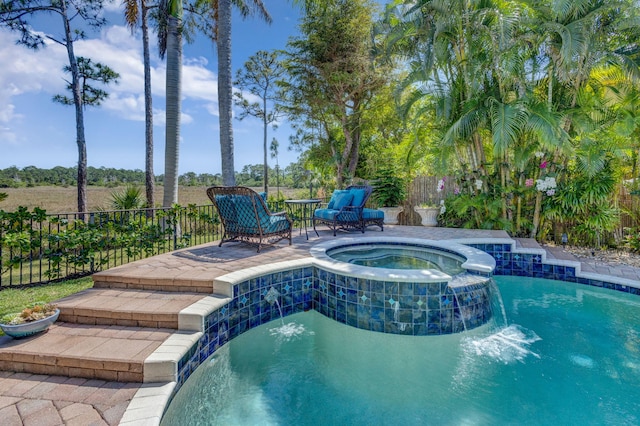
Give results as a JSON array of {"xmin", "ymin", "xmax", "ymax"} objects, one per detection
[
  {"xmin": 313, "ymin": 185, "xmax": 384, "ymax": 236},
  {"xmin": 207, "ymin": 186, "xmax": 293, "ymax": 252}
]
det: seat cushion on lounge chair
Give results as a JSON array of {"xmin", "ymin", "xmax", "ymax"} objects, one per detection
[
  {"xmin": 363, "ymin": 208, "xmax": 384, "ymax": 220},
  {"xmin": 349, "ymin": 188, "xmax": 367, "ymax": 207},
  {"xmin": 314, "ymin": 208, "xmax": 340, "ymax": 220},
  {"xmin": 263, "ymin": 215, "xmax": 291, "ymax": 233},
  {"xmin": 314, "ymin": 208, "xmax": 358, "ymax": 222},
  {"xmin": 327, "ymin": 190, "xmax": 351, "ymax": 209}
]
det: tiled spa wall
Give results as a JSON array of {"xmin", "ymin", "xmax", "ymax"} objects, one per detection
[
  {"xmin": 175, "ymin": 266, "xmax": 492, "ymax": 388},
  {"xmin": 313, "ymin": 268, "xmax": 492, "ymax": 336},
  {"xmin": 469, "ymin": 243, "xmax": 640, "ymax": 294},
  {"xmin": 174, "ymin": 242, "xmax": 640, "ymax": 393}
]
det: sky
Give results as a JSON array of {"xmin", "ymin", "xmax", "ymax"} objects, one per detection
[{"xmin": 0, "ymin": 1, "xmax": 302, "ymax": 175}]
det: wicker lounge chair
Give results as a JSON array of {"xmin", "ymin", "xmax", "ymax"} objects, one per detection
[
  {"xmin": 313, "ymin": 185, "xmax": 384, "ymax": 236},
  {"xmin": 207, "ymin": 186, "xmax": 293, "ymax": 252}
]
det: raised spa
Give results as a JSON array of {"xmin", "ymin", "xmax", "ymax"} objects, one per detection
[
  {"xmin": 327, "ymin": 243, "xmax": 466, "ymax": 274},
  {"xmin": 310, "ymin": 237, "xmax": 496, "ymax": 333}
]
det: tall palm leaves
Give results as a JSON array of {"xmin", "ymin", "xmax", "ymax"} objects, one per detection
[{"xmin": 384, "ymin": 0, "xmax": 638, "ymax": 238}]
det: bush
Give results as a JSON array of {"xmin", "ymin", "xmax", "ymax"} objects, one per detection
[
  {"xmin": 372, "ymin": 167, "xmax": 407, "ymax": 207},
  {"xmin": 624, "ymin": 229, "xmax": 640, "ymax": 253}
]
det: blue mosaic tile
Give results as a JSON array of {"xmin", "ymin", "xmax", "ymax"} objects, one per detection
[
  {"xmin": 358, "ymin": 278, "xmax": 370, "ymax": 292},
  {"xmin": 399, "ymin": 282, "xmax": 413, "ymax": 296},
  {"xmin": 370, "ymin": 280, "xmax": 384, "ymax": 293}
]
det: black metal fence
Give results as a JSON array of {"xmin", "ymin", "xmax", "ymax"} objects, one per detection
[
  {"xmin": 0, "ymin": 199, "xmax": 330, "ymax": 289},
  {"xmin": 0, "ymin": 205, "xmax": 221, "ymax": 288}
]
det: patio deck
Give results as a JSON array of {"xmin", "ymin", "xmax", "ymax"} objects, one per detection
[{"xmin": 1, "ymin": 225, "xmax": 639, "ymax": 425}]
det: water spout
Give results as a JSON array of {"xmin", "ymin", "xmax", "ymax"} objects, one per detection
[
  {"xmin": 265, "ymin": 287, "xmax": 280, "ymax": 304},
  {"xmin": 264, "ymin": 287, "xmax": 284, "ymax": 325},
  {"xmin": 452, "ymin": 291, "xmax": 468, "ymax": 332}
]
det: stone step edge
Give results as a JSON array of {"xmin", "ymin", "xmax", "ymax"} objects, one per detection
[
  {"xmin": 92, "ymin": 279, "xmax": 215, "ymax": 294},
  {"xmin": 142, "ymin": 294, "xmax": 232, "ymax": 383}
]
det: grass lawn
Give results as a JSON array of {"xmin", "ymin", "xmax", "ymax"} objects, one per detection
[
  {"xmin": 1, "ymin": 185, "xmax": 302, "ymax": 213},
  {"xmin": 0, "ymin": 276, "xmax": 93, "ymax": 318}
]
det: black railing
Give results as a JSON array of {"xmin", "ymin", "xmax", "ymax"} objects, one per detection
[
  {"xmin": 0, "ymin": 205, "xmax": 221, "ymax": 288},
  {"xmin": 0, "ymin": 199, "xmax": 333, "ymax": 289}
]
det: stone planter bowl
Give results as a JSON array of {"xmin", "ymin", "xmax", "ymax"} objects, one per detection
[{"xmin": 0, "ymin": 309, "xmax": 60, "ymax": 339}]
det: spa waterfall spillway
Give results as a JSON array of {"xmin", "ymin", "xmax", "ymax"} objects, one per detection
[{"xmin": 310, "ymin": 237, "xmax": 497, "ymax": 334}]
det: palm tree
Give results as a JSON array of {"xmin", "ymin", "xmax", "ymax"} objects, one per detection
[
  {"xmin": 124, "ymin": 0, "xmax": 155, "ymax": 208},
  {"xmin": 216, "ymin": 0, "xmax": 271, "ymax": 186},
  {"xmin": 161, "ymin": 0, "xmax": 183, "ymax": 207}
]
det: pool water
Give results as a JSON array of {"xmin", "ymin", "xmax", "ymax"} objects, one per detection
[
  {"xmin": 161, "ymin": 276, "xmax": 640, "ymax": 425},
  {"xmin": 327, "ymin": 244, "xmax": 465, "ymax": 274}
]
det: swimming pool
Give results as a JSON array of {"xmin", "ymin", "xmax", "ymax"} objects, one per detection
[{"xmin": 161, "ymin": 276, "xmax": 640, "ymax": 425}]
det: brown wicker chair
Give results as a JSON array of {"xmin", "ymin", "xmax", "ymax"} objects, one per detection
[{"xmin": 206, "ymin": 186, "xmax": 293, "ymax": 252}]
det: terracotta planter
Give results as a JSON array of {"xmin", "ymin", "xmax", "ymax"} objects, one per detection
[
  {"xmin": 0, "ymin": 309, "xmax": 60, "ymax": 339},
  {"xmin": 414, "ymin": 206, "xmax": 440, "ymax": 226},
  {"xmin": 379, "ymin": 206, "xmax": 403, "ymax": 225}
]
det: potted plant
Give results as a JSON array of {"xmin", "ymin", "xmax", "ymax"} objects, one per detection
[
  {"xmin": 0, "ymin": 302, "xmax": 60, "ymax": 339},
  {"xmin": 413, "ymin": 203, "xmax": 442, "ymax": 226},
  {"xmin": 372, "ymin": 168, "xmax": 407, "ymax": 225}
]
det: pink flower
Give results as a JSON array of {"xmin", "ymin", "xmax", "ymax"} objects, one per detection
[
  {"xmin": 454, "ymin": 186, "xmax": 460, "ymax": 195},
  {"xmin": 525, "ymin": 178, "xmax": 534, "ymax": 187},
  {"xmin": 540, "ymin": 161, "xmax": 548, "ymax": 169}
]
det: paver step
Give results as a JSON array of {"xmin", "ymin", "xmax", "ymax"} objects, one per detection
[
  {"xmin": 56, "ymin": 289, "xmax": 206, "ymax": 329},
  {"xmin": 91, "ymin": 276, "xmax": 216, "ymax": 294},
  {"xmin": 0, "ymin": 323, "xmax": 173, "ymax": 382}
]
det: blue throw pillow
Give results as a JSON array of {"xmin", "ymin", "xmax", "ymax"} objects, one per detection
[
  {"xmin": 327, "ymin": 190, "xmax": 350, "ymax": 209},
  {"xmin": 258, "ymin": 192, "xmax": 267, "ymax": 201},
  {"xmin": 333, "ymin": 192, "xmax": 353, "ymax": 210},
  {"xmin": 349, "ymin": 188, "xmax": 366, "ymax": 206}
]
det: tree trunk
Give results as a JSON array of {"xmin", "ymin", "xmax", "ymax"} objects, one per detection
[
  {"xmin": 60, "ymin": 0, "xmax": 87, "ymax": 213},
  {"xmin": 142, "ymin": 0, "xmax": 155, "ymax": 208},
  {"xmin": 531, "ymin": 191, "xmax": 542, "ymax": 239},
  {"xmin": 163, "ymin": 14, "xmax": 182, "ymax": 207},
  {"xmin": 218, "ymin": 0, "xmax": 235, "ymax": 186},
  {"xmin": 263, "ymin": 95, "xmax": 268, "ymax": 194}
]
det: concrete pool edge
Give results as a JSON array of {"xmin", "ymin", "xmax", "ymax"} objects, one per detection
[
  {"xmin": 122, "ymin": 236, "xmax": 640, "ymax": 425},
  {"xmin": 310, "ymin": 236, "xmax": 496, "ymax": 280}
]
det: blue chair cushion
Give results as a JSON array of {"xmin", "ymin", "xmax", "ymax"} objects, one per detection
[
  {"xmin": 327, "ymin": 190, "xmax": 350, "ymax": 209},
  {"xmin": 315, "ymin": 208, "xmax": 358, "ymax": 223},
  {"xmin": 263, "ymin": 215, "xmax": 290, "ymax": 233},
  {"xmin": 332, "ymin": 192, "xmax": 353, "ymax": 210},
  {"xmin": 349, "ymin": 188, "xmax": 367, "ymax": 207},
  {"xmin": 363, "ymin": 208, "xmax": 384, "ymax": 219},
  {"xmin": 314, "ymin": 208, "xmax": 340, "ymax": 220},
  {"xmin": 258, "ymin": 192, "xmax": 267, "ymax": 201}
]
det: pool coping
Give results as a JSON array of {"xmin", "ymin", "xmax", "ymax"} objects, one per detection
[
  {"xmin": 122, "ymin": 236, "xmax": 640, "ymax": 425},
  {"xmin": 310, "ymin": 236, "xmax": 496, "ymax": 280}
]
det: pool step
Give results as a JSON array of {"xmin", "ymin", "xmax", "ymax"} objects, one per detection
[
  {"xmin": 0, "ymin": 323, "xmax": 173, "ymax": 382},
  {"xmin": 56, "ymin": 289, "xmax": 207, "ymax": 329},
  {"xmin": 0, "ymin": 289, "xmax": 231, "ymax": 383},
  {"xmin": 92, "ymin": 274, "xmax": 219, "ymax": 294}
]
